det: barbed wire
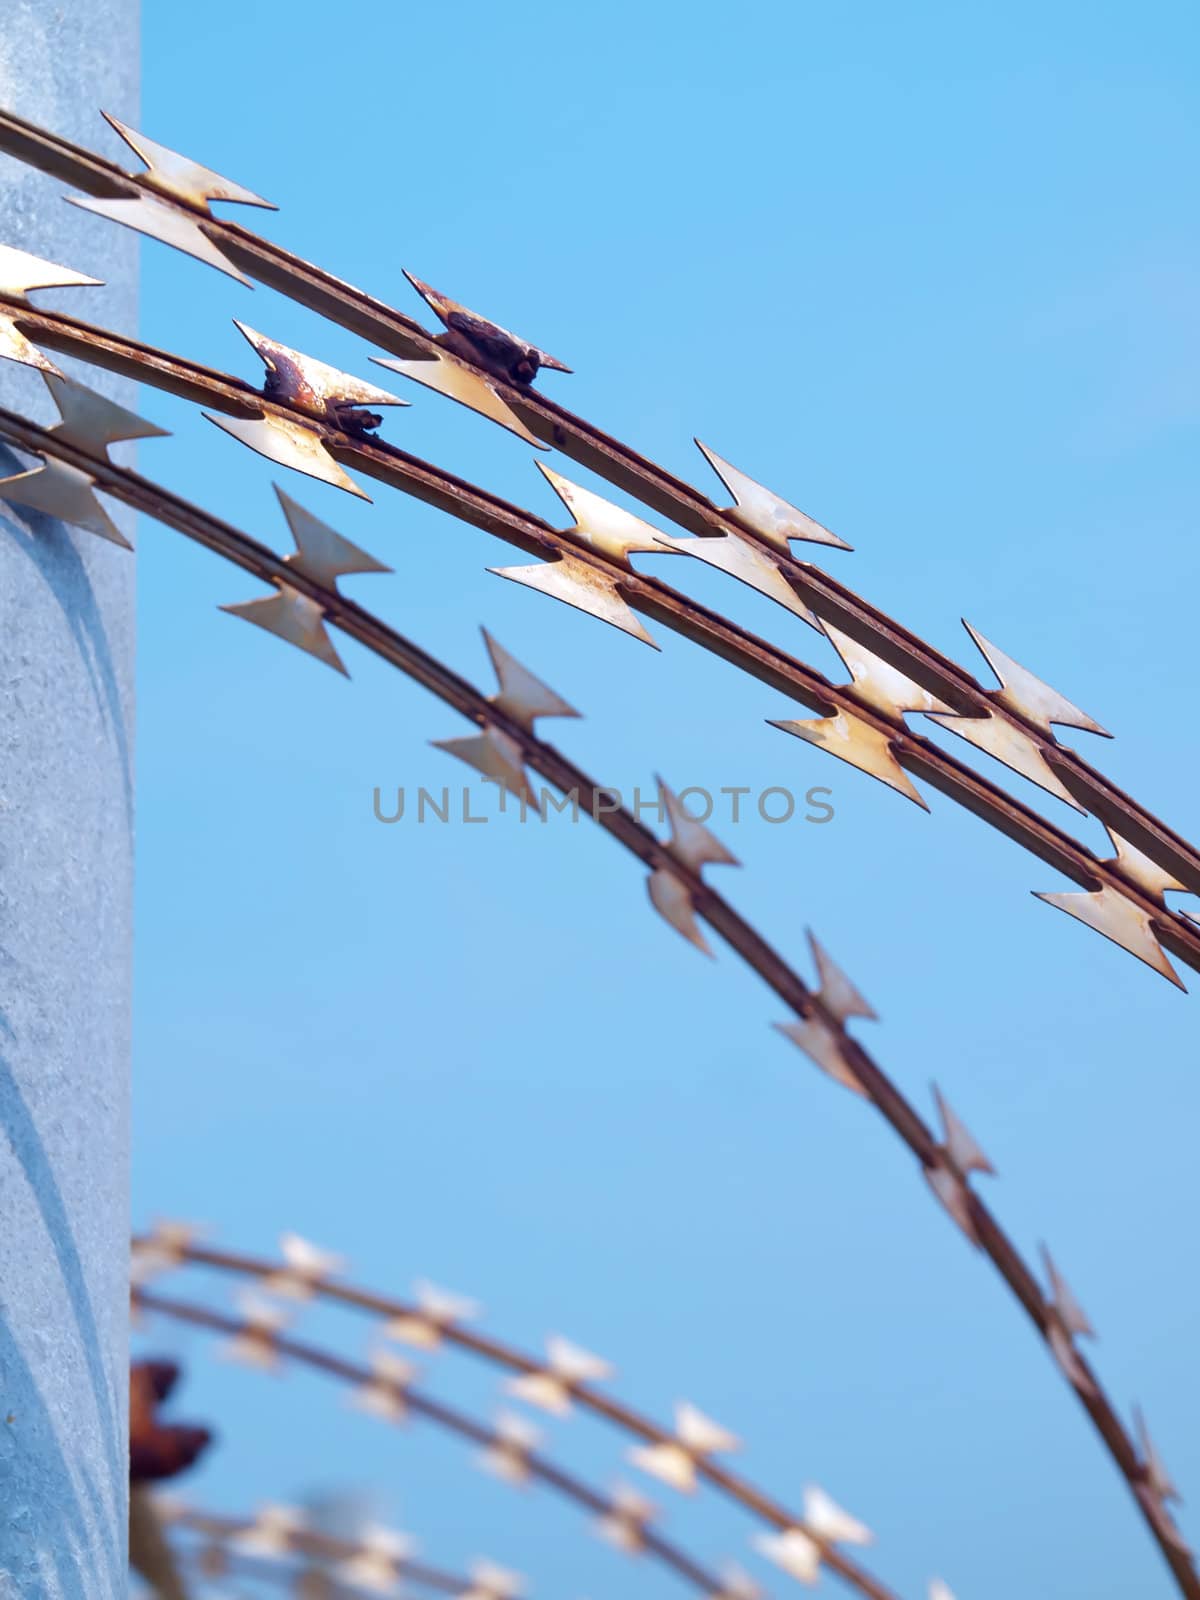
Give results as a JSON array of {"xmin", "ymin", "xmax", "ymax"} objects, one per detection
[
  {"xmin": 0, "ymin": 109, "xmax": 1196, "ymax": 983},
  {"xmin": 0, "ymin": 296, "xmax": 1193, "ymax": 987},
  {"xmin": 134, "ymin": 1287, "xmax": 807, "ymax": 1600},
  {"xmin": 0, "ymin": 378, "xmax": 1188, "ymax": 1589},
  {"xmin": 155, "ymin": 1501, "xmax": 505, "ymax": 1598}
]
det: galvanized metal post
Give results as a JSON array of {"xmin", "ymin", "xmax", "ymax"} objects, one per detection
[{"xmin": 0, "ymin": 4, "xmax": 138, "ymax": 1594}]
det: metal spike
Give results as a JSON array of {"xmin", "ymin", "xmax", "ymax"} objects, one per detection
[
  {"xmin": 1136, "ymin": 1484, "xmax": 1193, "ymax": 1558},
  {"xmin": 929, "ymin": 1583, "xmax": 956, "ymax": 1600},
  {"xmin": 1042, "ymin": 1246, "xmax": 1095, "ymax": 1340},
  {"xmin": 221, "ymin": 1295, "xmax": 290, "ymax": 1372},
  {"xmin": 0, "ymin": 313, "xmax": 62, "ymax": 377},
  {"xmin": 629, "ymin": 1403, "xmax": 739, "ymax": 1493},
  {"xmin": 924, "ymin": 1164, "xmax": 980, "ymax": 1245},
  {"xmin": 808, "ymin": 931, "xmax": 876, "ymax": 1023},
  {"xmin": 482, "ymin": 629, "xmax": 580, "ymax": 730},
  {"xmin": 773, "ymin": 1017, "xmax": 866, "ymax": 1097},
  {"xmin": 372, "ymin": 348, "xmax": 544, "ymax": 447},
  {"xmin": 0, "ymin": 242, "xmax": 101, "ymax": 301},
  {"xmin": 432, "ymin": 726, "xmax": 539, "ymax": 811},
  {"xmin": 1106, "ymin": 828, "xmax": 1187, "ymax": 900},
  {"xmin": 924, "ymin": 707, "xmax": 1087, "ymax": 812},
  {"xmin": 647, "ymin": 869, "xmax": 713, "ymax": 956},
  {"xmin": 1134, "ymin": 1406, "xmax": 1181, "ymax": 1505},
  {"xmin": 654, "ymin": 530, "xmax": 820, "ymax": 628},
  {"xmin": 458, "ymin": 1560, "xmax": 525, "ymax": 1600},
  {"xmin": 221, "ymin": 585, "xmax": 348, "ymax": 675},
  {"xmin": 962, "ymin": 620, "xmax": 1110, "ymax": 740},
  {"xmin": 820, "ymin": 620, "xmax": 954, "ymax": 718},
  {"xmin": 596, "ymin": 1485, "xmax": 657, "ymax": 1554},
  {"xmin": 205, "ymin": 411, "xmax": 370, "ymax": 498},
  {"xmin": 69, "ymin": 193, "xmax": 253, "ymax": 284},
  {"xmin": 131, "ymin": 1220, "xmax": 197, "ymax": 1283},
  {"xmin": 42, "ymin": 372, "xmax": 169, "ymax": 457},
  {"xmin": 537, "ymin": 464, "xmax": 669, "ymax": 568},
  {"xmin": 334, "ymin": 1526, "xmax": 411, "ymax": 1594},
  {"xmin": 660, "ymin": 778, "xmax": 740, "ymax": 873},
  {"xmin": 771, "ymin": 710, "xmax": 928, "ymax": 809},
  {"xmin": 233, "ymin": 322, "xmax": 406, "ymax": 420},
  {"xmin": 1041, "ymin": 1246, "xmax": 1096, "ymax": 1393},
  {"xmin": 695, "ymin": 440, "xmax": 852, "ymax": 555},
  {"xmin": 754, "ymin": 1528, "xmax": 822, "ymax": 1585},
  {"xmin": 260, "ymin": 1233, "xmax": 344, "ymax": 1299},
  {"xmin": 233, "ymin": 1505, "xmax": 303, "ymax": 1557},
  {"xmin": 0, "ymin": 457, "xmax": 131, "ymax": 547},
  {"xmin": 273, "ymin": 486, "xmax": 391, "ymax": 590},
  {"xmin": 710, "ymin": 1566, "xmax": 761, "ymax": 1600},
  {"xmin": 383, "ymin": 1281, "xmax": 478, "ymax": 1349},
  {"xmin": 932, "ymin": 1086, "xmax": 994, "ymax": 1177},
  {"xmin": 99, "ymin": 111, "xmax": 276, "ymax": 211},
  {"xmin": 506, "ymin": 1336, "xmax": 613, "ymax": 1415},
  {"xmin": 1033, "ymin": 884, "xmax": 1184, "ymax": 988},
  {"xmin": 490, "ymin": 552, "xmax": 658, "ymax": 647},
  {"xmin": 351, "ymin": 1350, "xmax": 417, "ymax": 1424},
  {"xmin": 804, "ymin": 1485, "xmax": 873, "ymax": 1548},
  {"xmin": 405, "ymin": 270, "xmax": 571, "ymax": 377},
  {"xmin": 479, "ymin": 1412, "xmax": 541, "ymax": 1486}
]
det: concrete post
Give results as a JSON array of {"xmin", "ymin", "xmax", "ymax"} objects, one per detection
[{"xmin": 0, "ymin": 4, "xmax": 138, "ymax": 1594}]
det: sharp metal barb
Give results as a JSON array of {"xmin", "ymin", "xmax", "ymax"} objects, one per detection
[
  {"xmin": 537, "ymin": 463, "xmax": 669, "ymax": 568},
  {"xmin": 383, "ymin": 1281, "xmax": 479, "ymax": 1349},
  {"xmin": 373, "ymin": 347, "xmax": 544, "ymax": 447},
  {"xmin": 489, "ymin": 551, "xmax": 659, "ymax": 647},
  {"xmin": 808, "ymin": 931, "xmax": 876, "ymax": 1024},
  {"xmin": 0, "ymin": 313, "xmax": 63, "ymax": 377},
  {"xmin": 69, "ymin": 193, "xmax": 254, "ymax": 284},
  {"xmin": 646, "ymin": 779, "xmax": 739, "ymax": 955},
  {"xmin": 273, "ymin": 485, "xmax": 391, "ymax": 591},
  {"xmin": 754, "ymin": 1527, "xmax": 823, "ymax": 1585},
  {"xmin": 0, "ymin": 455, "xmax": 130, "ymax": 547},
  {"xmin": 459, "ymin": 1560, "xmax": 525, "ymax": 1600},
  {"xmin": 695, "ymin": 440, "xmax": 852, "ymax": 555},
  {"xmin": 481, "ymin": 629, "xmax": 580, "ymax": 731},
  {"xmin": 479, "ymin": 1412, "xmax": 542, "ymax": 1486},
  {"xmin": 773, "ymin": 1016, "xmax": 867, "ymax": 1097},
  {"xmin": 42, "ymin": 372, "xmax": 169, "ymax": 457},
  {"xmin": 260, "ymin": 1233, "xmax": 345, "ymax": 1299},
  {"xmin": 220, "ymin": 585, "xmax": 348, "ymax": 676},
  {"xmin": 205, "ymin": 411, "xmax": 371, "ymax": 498},
  {"xmin": 629, "ymin": 1403, "xmax": 740, "ymax": 1493},
  {"xmin": 654, "ymin": 529, "xmax": 821, "ymax": 627},
  {"xmin": 233, "ymin": 321, "xmax": 406, "ymax": 422},
  {"xmin": 505, "ymin": 1335, "xmax": 613, "ymax": 1416},
  {"xmin": 770, "ymin": 710, "xmax": 928, "ymax": 809},
  {"xmin": 404, "ymin": 270, "xmax": 571, "ymax": 383},
  {"xmin": 432, "ymin": 725, "xmax": 540, "ymax": 812},
  {"xmin": 925, "ymin": 704, "xmax": 1087, "ymax": 812},
  {"xmin": 923, "ymin": 1085, "xmax": 995, "ymax": 1247},
  {"xmin": 596, "ymin": 1485, "xmax": 658, "ymax": 1555},
  {"xmin": 820, "ymin": 620, "xmax": 954, "ymax": 718},
  {"xmin": 1040, "ymin": 1245, "xmax": 1097, "ymax": 1394},
  {"xmin": 351, "ymin": 1349, "xmax": 418, "ymax": 1424},
  {"xmin": 98, "ymin": 111, "xmax": 276, "ymax": 212},
  {"xmin": 1034, "ymin": 883, "xmax": 1184, "ymax": 989},
  {"xmin": 962, "ymin": 620, "xmax": 1111, "ymax": 741}
]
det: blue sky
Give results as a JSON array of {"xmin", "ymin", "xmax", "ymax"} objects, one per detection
[{"xmin": 128, "ymin": 4, "xmax": 1199, "ymax": 1597}]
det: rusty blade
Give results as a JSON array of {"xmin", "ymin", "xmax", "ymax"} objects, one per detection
[
  {"xmin": 220, "ymin": 586, "xmax": 349, "ymax": 676},
  {"xmin": 963, "ymin": 620, "xmax": 1111, "ymax": 741},
  {"xmin": 489, "ymin": 551, "xmax": 658, "ymax": 647},
  {"xmin": 0, "ymin": 242, "xmax": 102, "ymax": 298},
  {"xmin": 98, "ymin": 111, "xmax": 275, "ymax": 212},
  {"xmin": 233, "ymin": 321, "xmax": 406, "ymax": 419},
  {"xmin": 1034, "ymin": 883, "xmax": 1184, "ymax": 989},
  {"xmin": 69, "ymin": 191, "xmax": 255, "ymax": 283},
  {"xmin": 0, "ymin": 314, "xmax": 63, "ymax": 377},
  {"xmin": 820, "ymin": 620, "xmax": 953, "ymax": 718},
  {"xmin": 404, "ymin": 270, "xmax": 571, "ymax": 380},
  {"xmin": 373, "ymin": 347, "xmax": 544, "ymax": 447},
  {"xmin": 0, "ymin": 455, "xmax": 130, "ymax": 546},
  {"xmin": 771, "ymin": 710, "xmax": 928, "ymax": 809},
  {"xmin": 695, "ymin": 440, "xmax": 852, "ymax": 555},
  {"xmin": 925, "ymin": 706, "xmax": 1088, "ymax": 813},
  {"xmin": 655, "ymin": 529, "xmax": 820, "ymax": 627},
  {"xmin": 204, "ymin": 411, "xmax": 370, "ymax": 499}
]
